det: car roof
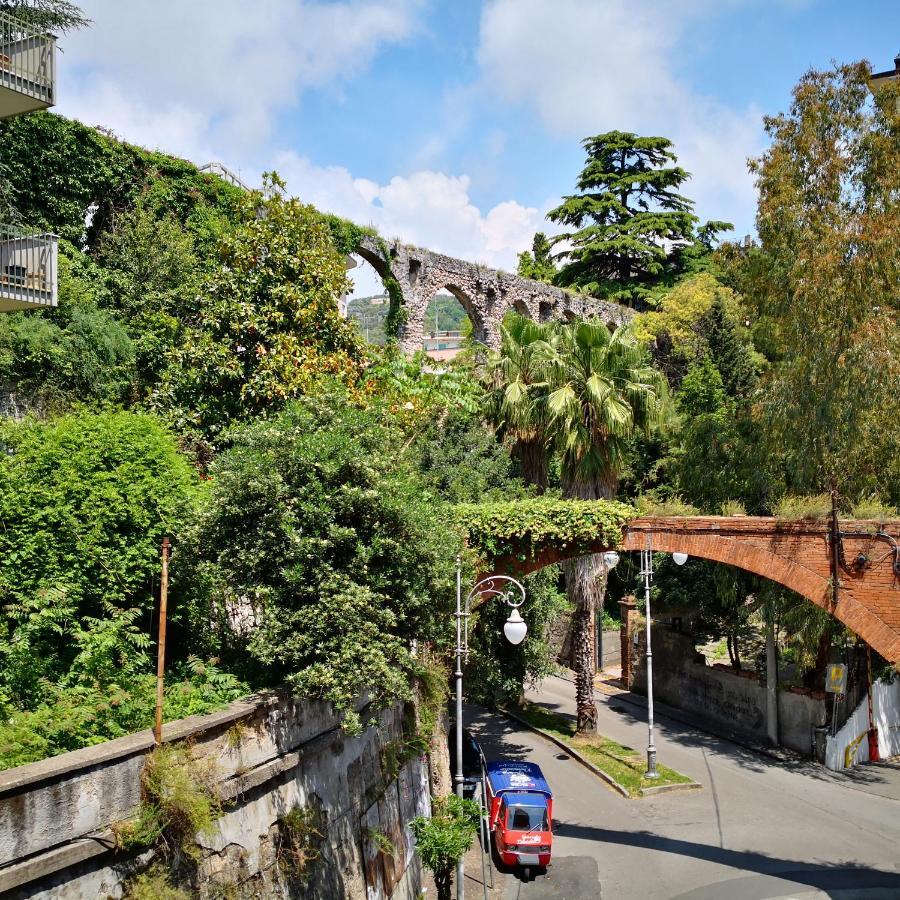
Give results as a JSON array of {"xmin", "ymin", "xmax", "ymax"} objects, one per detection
[{"xmin": 486, "ymin": 760, "xmax": 551, "ymax": 797}]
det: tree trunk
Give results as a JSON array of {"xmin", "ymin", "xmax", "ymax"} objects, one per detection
[
  {"xmin": 560, "ymin": 473, "xmax": 616, "ymax": 734},
  {"xmin": 513, "ymin": 437, "xmax": 548, "ymax": 493},
  {"xmin": 563, "ymin": 553, "xmax": 606, "ymax": 733}
]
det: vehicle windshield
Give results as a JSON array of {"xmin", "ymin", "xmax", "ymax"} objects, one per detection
[{"xmin": 507, "ymin": 804, "xmax": 548, "ymax": 831}]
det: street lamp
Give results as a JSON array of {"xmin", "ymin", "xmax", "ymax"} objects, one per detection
[
  {"xmin": 640, "ymin": 538, "xmax": 688, "ymax": 778},
  {"xmin": 455, "ymin": 556, "xmax": 527, "ymax": 900}
]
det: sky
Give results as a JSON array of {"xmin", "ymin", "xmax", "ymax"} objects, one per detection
[{"xmin": 55, "ymin": 0, "xmax": 898, "ymax": 297}]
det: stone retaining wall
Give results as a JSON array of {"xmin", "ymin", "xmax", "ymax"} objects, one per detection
[
  {"xmin": 0, "ymin": 691, "xmax": 430, "ymax": 899},
  {"xmin": 632, "ymin": 626, "xmax": 827, "ymax": 756}
]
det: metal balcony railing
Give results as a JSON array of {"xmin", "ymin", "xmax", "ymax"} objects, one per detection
[
  {"xmin": 0, "ymin": 10, "xmax": 56, "ymax": 119},
  {"xmin": 0, "ymin": 227, "xmax": 58, "ymax": 310}
]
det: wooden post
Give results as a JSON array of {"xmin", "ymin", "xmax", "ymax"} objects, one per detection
[{"xmin": 154, "ymin": 537, "xmax": 171, "ymax": 746}]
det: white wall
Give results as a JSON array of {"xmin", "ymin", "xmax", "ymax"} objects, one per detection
[{"xmin": 825, "ymin": 678, "xmax": 900, "ymax": 770}]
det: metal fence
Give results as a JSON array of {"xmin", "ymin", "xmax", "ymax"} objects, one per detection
[
  {"xmin": 0, "ymin": 10, "xmax": 55, "ymax": 109},
  {"xmin": 0, "ymin": 227, "xmax": 58, "ymax": 309}
]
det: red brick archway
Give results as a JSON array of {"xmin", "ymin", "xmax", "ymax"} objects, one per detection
[{"xmin": 491, "ymin": 516, "xmax": 900, "ymax": 666}]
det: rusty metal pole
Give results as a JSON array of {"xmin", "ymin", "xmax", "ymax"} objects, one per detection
[
  {"xmin": 866, "ymin": 645, "xmax": 880, "ymax": 762},
  {"xmin": 154, "ymin": 537, "xmax": 171, "ymax": 745}
]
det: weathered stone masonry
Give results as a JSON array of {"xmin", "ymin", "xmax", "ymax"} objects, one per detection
[{"xmin": 357, "ymin": 235, "xmax": 635, "ymax": 354}]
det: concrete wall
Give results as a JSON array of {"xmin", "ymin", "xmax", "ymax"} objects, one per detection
[
  {"xmin": 632, "ymin": 626, "xmax": 826, "ymax": 757},
  {"xmin": 598, "ymin": 629, "xmax": 621, "ymax": 670},
  {"xmin": 0, "ymin": 691, "xmax": 430, "ymax": 899}
]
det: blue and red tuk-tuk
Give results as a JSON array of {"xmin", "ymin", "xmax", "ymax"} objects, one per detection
[{"xmin": 485, "ymin": 760, "xmax": 553, "ymax": 869}]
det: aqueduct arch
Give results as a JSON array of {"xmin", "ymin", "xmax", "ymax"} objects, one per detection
[
  {"xmin": 490, "ymin": 515, "xmax": 900, "ymax": 666},
  {"xmin": 356, "ymin": 235, "xmax": 634, "ymax": 354}
]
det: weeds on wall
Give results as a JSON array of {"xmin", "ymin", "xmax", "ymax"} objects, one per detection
[
  {"xmin": 276, "ymin": 804, "xmax": 326, "ymax": 879},
  {"xmin": 122, "ymin": 864, "xmax": 191, "ymax": 900},
  {"xmin": 115, "ymin": 743, "xmax": 222, "ymax": 859}
]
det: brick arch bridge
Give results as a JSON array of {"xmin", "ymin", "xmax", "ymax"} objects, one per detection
[
  {"xmin": 356, "ymin": 235, "xmax": 634, "ymax": 354},
  {"xmin": 492, "ymin": 515, "xmax": 900, "ymax": 666}
]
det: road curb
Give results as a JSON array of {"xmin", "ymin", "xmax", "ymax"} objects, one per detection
[
  {"xmin": 639, "ymin": 781, "xmax": 703, "ymax": 797},
  {"xmin": 498, "ymin": 706, "xmax": 631, "ymax": 799}
]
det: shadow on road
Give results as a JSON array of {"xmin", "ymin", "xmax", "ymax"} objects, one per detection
[{"xmin": 552, "ymin": 821, "xmax": 900, "ymax": 898}]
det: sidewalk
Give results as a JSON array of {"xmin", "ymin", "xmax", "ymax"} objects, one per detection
[{"xmin": 590, "ymin": 667, "xmax": 900, "ymax": 802}]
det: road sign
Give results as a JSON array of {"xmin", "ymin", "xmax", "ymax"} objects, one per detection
[{"xmin": 826, "ymin": 663, "xmax": 847, "ymax": 694}]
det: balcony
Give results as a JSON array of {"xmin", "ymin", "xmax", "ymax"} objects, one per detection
[
  {"xmin": 0, "ymin": 227, "xmax": 58, "ymax": 310},
  {"xmin": 0, "ymin": 10, "xmax": 56, "ymax": 120}
]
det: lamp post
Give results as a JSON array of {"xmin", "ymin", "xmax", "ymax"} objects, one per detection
[
  {"xmin": 639, "ymin": 537, "xmax": 687, "ymax": 779},
  {"xmin": 455, "ymin": 556, "xmax": 527, "ymax": 900}
]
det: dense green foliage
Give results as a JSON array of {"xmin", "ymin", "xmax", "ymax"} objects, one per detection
[
  {"xmin": 156, "ymin": 182, "xmax": 366, "ymax": 442},
  {"xmin": 410, "ymin": 794, "xmax": 481, "ymax": 900},
  {"xmin": 0, "ymin": 411, "xmax": 248, "ymax": 768},
  {"xmin": 178, "ymin": 391, "xmax": 461, "ymax": 730},
  {"xmin": 454, "ymin": 496, "xmax": 631, "ymax": 561}
]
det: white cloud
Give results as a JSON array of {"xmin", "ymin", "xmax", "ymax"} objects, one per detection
[
  {"xmin": 272, "ymin": 152, "xmax": 546, "ymax": 295},
  {"xmin": 57, "ymin": 0, "xmax": 420, "ymax": 158},
  {"xmin": 477, "ymin": 0, "xmax": 766, "ymax": 233}
]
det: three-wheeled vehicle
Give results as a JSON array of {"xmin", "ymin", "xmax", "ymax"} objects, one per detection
[{"xmin": 485, "ymin": 760, "xmax": 553, "ymax": 870}]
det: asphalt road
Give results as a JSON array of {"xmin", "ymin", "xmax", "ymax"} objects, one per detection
[{"xmin": 464, "ymin": 675, "xmax": 900, "ymax": 900}]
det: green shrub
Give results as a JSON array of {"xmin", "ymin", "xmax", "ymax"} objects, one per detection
[
  {"xmin": 410, "ymin": 795, "xmax": 481, "ymax": 900},
  {"xmin": 0, "ymin": 410, "xmax": 201, "ymax": 707},
  {"xmin": 0, "ymin": 658, "xmax": 247, "ymax": 770},
  {"xmin": 774, "ymin": 494, "xmax": 832, "ymax": 521},
  {"xmin": 850, "ymin": 496, "xmax": 898, "ymax": 520},
  {"xmin": 178, "ymin": 390, "xmax": 461, "ymax": 729},
  {"xmin": 635, "ymin": 494, "xmax": 700, "ymax": 517}
]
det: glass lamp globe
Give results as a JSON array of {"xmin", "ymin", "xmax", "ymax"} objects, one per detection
[
  {"xmin": 603, "ymin": 551, "xmax": 620, "ymax": 569},
  {"xmin": 503, "ymin": 608, "xmax": 528, "ymax": 645},
  {"xmin": 672, "ymin": 552, "xmax": 689, "ymax": 566}
]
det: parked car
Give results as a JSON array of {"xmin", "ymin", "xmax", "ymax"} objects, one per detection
[{"xmin": 448, "ymin": 727, "xmax": 485, "ymax": 796}]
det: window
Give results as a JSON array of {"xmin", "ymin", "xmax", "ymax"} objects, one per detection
[{"xmin": 507, "ymin": 804, "xmax": 548, "ymax": 831}]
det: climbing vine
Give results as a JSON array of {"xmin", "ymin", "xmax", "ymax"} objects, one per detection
[{"xmin": 452, "ymin": 497, "xmax": 633, "ymax": 562}]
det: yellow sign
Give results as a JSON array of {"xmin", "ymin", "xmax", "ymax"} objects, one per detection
[{"xmin": 826, "ymin": 663, "xmax": 847, "ymax": 694}]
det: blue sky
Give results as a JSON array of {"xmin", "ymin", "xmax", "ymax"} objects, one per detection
[{"xmin": 57, "ymin": 1, "xmax": 898, "ymax": 296}]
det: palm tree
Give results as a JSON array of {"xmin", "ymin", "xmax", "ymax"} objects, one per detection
[
  {"xmin": 485, "ymin": 315, "xmax": 552, "ymax": 491},
  {"xmin": 545, "ymin": 320, "xmax": 667, "ymax": 732}
]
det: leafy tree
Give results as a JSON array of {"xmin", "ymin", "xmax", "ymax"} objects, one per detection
[
  {"xmin": 0, "ymin": 410, "xmax": 201, "ymax": 707},
  {"xmin": 517, "ymin": 232, "xmax": 557, "ymax": 283},
  {"xmin": 485, "ymin": 315, "xmax": 553, "ymax": 491},
  {"xmin": 156, "ymin": 182, "xmax": 366, "ymax": 443},
  {"xmin": 96, "ymin": 203, "xmax": 201, "ymax": 395},
  {"xmin": 414, "ymin": 405, "xmax": 528, "ymax": 505},
  {"xmin": 410, "ymin": 794, "xmax": 481, "ymax": 900},
  {"xmin": 746, "ymin": 61, "xmax": 900, "ymax": 506},
  {"xmin": 0, "ymin": 0, "xmax": 89, "ymax": 32},
  {"xmin": 178, "ymin": 390, "xmax": 461, "ymax": 730},
  {"xmin": 0, "ymin": 112, "xmax": 241, "ymax": 248},
  {"xmin": 543, "ymin": 320, "xmax": 666, "ymax": 731},
  {"xmin": 547, "ymin": 132, "xmax": 712, "ymax": 306}
]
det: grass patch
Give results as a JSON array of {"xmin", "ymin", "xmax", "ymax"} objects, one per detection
[{"xmin": 513, "ymin": 701, "xmax": 693, "ymax": 798}]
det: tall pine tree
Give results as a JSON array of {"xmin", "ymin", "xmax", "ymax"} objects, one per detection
[{"xmin": 547, "ymin": 131, "xmax": 705, "ymax": 307}]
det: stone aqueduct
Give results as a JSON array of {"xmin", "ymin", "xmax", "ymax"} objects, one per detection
[
  {"xmin": 493, "ymin": 516, "xmax": 900, "ymax": 666},
  {"xmin": 356, "ymin": 235, "xmax": 634, "ymax": 353}
]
